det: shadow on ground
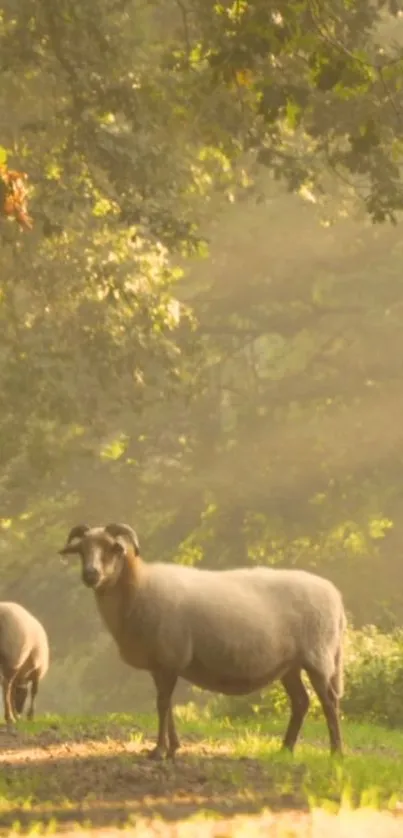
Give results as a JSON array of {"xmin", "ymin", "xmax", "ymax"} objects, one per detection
[{"xmin": 0, "ymin": 724, "xmax": 308, "ymax": 832}]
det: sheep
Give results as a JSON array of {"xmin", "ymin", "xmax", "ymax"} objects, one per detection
[
  {"xmin": 59, "ymin": 523, "xmax": 346, "ymax": 760},
  {"xmin": 0, "ymin": 602, "xmax": 49, "ymax": 726}
]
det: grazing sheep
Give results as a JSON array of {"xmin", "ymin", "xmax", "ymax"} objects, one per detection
[
  {"xmin": 59, "ymin": 523, "xmax": 346, "ymax": 759},
  {"xmin": 0, "ymin": 602, "xmax": 49, "ymax": 725}
]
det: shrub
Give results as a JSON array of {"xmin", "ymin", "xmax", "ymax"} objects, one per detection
[{"xmin": 342, "ymin": 625, "xmax": 403, "ymax": 727}]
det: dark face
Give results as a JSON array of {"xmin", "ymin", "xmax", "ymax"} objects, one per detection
[
  {"xmin": 78, "ymin": 532, "xmax": 126, "ymax": 590},
  {"xmin": 13, "ymin": 683, "xmax": 28, "ymax": 716}
]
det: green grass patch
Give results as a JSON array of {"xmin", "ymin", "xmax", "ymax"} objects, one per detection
[{"xmin": 0, "ymin": 711, "xmax": 403, "ymax": 834}]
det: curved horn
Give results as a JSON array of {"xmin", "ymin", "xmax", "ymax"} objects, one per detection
[
  {"xmin": 59, "ymin": 524, "xmax": 90, "ymax": 558},
  {"xmin": 104, "ymin": 523, "xmax": 140, "ymax": 556},
  {"xmin": 66, "ymin": 525, "xmax": 91, "ymax": 544}
]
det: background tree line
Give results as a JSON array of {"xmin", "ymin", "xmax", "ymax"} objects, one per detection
[{"xmin": 1, "ymin": 0, "xmax": 403, "ymax": 713}]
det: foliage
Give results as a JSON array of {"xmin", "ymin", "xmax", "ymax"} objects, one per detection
[
  {"xmin": 342, "ymin": 625, "xmax": 403, "ymax": 727},
  {"xmin": 1, "ymin": 0, "xmax": 403, "ymax": 711},
  {"xmin": 183, "ymin": 0, "xmax": 403, "ymax": 223}
]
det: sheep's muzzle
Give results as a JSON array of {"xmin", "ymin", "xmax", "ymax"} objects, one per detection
[{"xmin": 82, "ymin": 567, "xmax": 101, "ymax": 588}]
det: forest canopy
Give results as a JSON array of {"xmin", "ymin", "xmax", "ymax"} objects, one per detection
[{"xmin": 1, "ymin": 0, "xmax": 403, "ymax": 711}]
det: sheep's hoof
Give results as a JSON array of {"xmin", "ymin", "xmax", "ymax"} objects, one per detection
[
  {"xmin": 0, "ymin": 723, "xmax": 17, "ymax": 736},
  {"xmin": 167, "ymin": 742, "xmax": 180, "ymax": 760},
  {"xmin": 280, "ymin": 743, "xmax": 295, "ymax": 755},
  {"xmin": 146, "ymin": 746, "xmax": 166, "ymax": 761}
]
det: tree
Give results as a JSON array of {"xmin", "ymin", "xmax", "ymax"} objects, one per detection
[{"xmin": 1, "ymin": 0, "xmax": 403, "ymax": 711}]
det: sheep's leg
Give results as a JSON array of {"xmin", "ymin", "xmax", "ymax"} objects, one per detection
[
  {"xmin": 2, "ymin": 670, "xmax": 17, "ymax": 728},
  {"xmin": 167, "ymin": 704, "xmax": 180, "ymax": 758},
  {"xmin": 27, "ymin": 673, "xmax": 39, "ymax": 720},
  {"xmin": 306, "ymin": 667, "xmax": 343, "ymax": 756},
  {"xmin": 148, "ymin": 671, "xmax": 178, "ymax": 761},
  {"xmin": 11, "ymin": 682, "xmax": 28, "ymax": 719},
  {"xmin": 10, "ymin": 683, "xmax": 19, "ymax": 719},
  {"xmin": 280, "ymin": 669, "xmax": 310, "ymax": 753}
]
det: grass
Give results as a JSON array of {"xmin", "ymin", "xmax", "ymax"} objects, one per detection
[{"xmin": 0, "ymin": 709, "xmax": 403, "ymax": 835}]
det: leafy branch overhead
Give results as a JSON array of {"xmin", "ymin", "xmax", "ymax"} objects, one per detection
[
  {"xmin": 191, "ymin": 0, "xmax": 403, "ymax": 222},
  {"xmin": 2, "ymin": 0, "xmax": 403, "ymax": 234}
]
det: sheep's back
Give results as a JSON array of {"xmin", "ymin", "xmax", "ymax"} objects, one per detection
[
  {"xmin": 30, "ymin": 620, "xmax": 49, "ymax": 677},
  {"xmin": 140, "ymin": 564, "xmax": 344, "ymax": 680},
  {"xmin": 0, "ymin": 602, "xmax": 49, "ymax": 676},
  {"xmin": 227, "ymin": 567, "xmax": 344, "ymax": 645},
  {"xmin": 214, "ymin": 567, "xmax": 344, "ymax": 654}
]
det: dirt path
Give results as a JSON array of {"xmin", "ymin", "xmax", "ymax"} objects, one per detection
[{"xmin": 0, "ymin": 724, "xmax": 304, "ymax": 830}]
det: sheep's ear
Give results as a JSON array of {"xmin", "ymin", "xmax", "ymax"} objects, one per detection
[
  {"xmin": 59, "ymin": 524, "xmax": 90, "ymax": 563},
  {"xmin": 113, "ymin": 537, "xmax": 127, "ymax": 557},
  {"xmin": 59, "ymin": 543, "xmax": 80, "ymax": 556},
  {"xmin": 58, "ymin": 541, "xmax": 82, "ymax": 563},
  {"xmin": 104, "ymin": 523, "xmax": 140, "ymax": 556}
]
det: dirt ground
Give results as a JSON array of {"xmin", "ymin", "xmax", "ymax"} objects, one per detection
[
  {"xmin": 0, "ymin": 724, "xmax": 304, "ymax": 829},
  {"xmin": 1, "ymin": 725, "xmax": 403, "ymax": 837}
]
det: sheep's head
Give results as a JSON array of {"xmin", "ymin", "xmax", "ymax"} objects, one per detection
[{"xmin": 59, "ymin": 523, "xmax": 140, "ymax": 590}]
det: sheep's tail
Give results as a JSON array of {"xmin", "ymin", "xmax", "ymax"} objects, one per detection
[{"xmin": 330, "ymin": 607, "xmax": 346, "ymax": 700}]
